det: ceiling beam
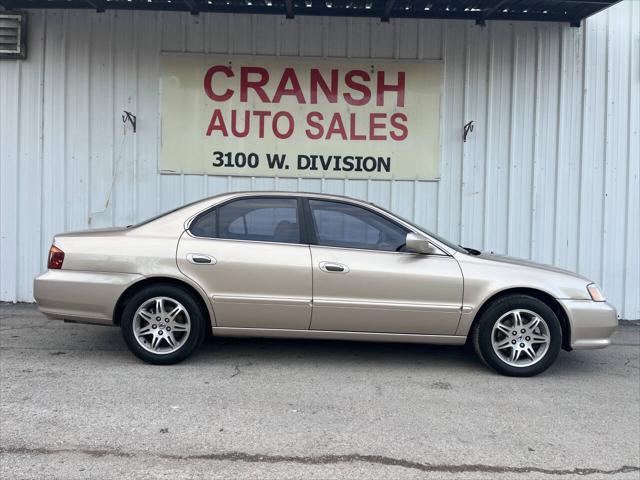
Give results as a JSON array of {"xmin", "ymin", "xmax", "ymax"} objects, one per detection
[
  {"xmin": 183, "ymin": 0, "xmax": 199, "ymax": 15},
  {"xmin": 476, "ymin": 0, "xmax": 509, "ymax": 26},
  {"xmin": 3, "ymin": 0, "xmax": 617, "ymax": 24},
  {"xmin": 380, "ymin": 0, "xmax": 395, "ymax": 22}
]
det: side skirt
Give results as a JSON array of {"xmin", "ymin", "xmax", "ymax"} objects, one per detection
[{"xmin": 211, "ymin": 327, "xmax": 467, "ymax": 345}]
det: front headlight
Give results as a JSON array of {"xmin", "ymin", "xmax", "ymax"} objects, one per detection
[{"xmin": 587, "ymin": 283, "xmax": 606, "ymax": 302}]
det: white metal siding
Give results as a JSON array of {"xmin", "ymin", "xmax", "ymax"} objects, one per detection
[{"xmin": 0, "ymin": 3, "xmax": 638, "ymax": 319}]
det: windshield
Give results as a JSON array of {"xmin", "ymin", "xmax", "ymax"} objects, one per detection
[{"xmin": 371, "ymin": 203, "xmax": 467, "ymax": 254}]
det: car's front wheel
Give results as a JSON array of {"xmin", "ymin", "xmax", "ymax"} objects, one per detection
[
  {"xmin": 121, "ymin": 285, "xmax": 206, "ymax": 365},
  {"xmin": 472, "ymin": 294, "xmax": 562, "ymax": 377}
]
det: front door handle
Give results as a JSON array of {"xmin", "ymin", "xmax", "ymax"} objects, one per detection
[
  {"xmin": 187, "ymin": 253, "xmax": 216, "ymax": 265},
  {"xmin": 319, "ymin": 262, "xmax": 349, "ymax": 273}
]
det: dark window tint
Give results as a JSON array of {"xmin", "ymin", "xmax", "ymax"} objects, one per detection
[
  {"xmin": 189, "ymin": 209, "xmax": 217, "ymax": 238},
  {"xmin": 309, "ymin": 200, "xmax": 407, "ymax": 251},
  {"xmin": 218, "ymin": 198, "xmax": 300, "ymax": 243}
]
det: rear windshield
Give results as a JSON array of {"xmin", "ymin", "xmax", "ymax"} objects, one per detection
[{"xmin": 129, "ymin": 198, "xmax": 209, "ymax": 228}]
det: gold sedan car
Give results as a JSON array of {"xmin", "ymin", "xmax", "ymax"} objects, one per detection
[{"xmin": 34, "ymin": 192, "xmax": 617, "ymax": 376}]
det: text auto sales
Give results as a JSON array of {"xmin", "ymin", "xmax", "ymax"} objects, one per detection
[{"xmin": 203, "ymin": 65, "xmax": 408, "ymax": 172}]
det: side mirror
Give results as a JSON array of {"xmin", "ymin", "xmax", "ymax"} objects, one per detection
[{"xmin": 405, "ymin": 233, "xmax": 438, "ymax": 255}]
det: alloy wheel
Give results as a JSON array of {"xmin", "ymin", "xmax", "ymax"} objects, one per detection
[
  {"xmin": 132, "ymin": 296, "xmax": 191, "ymax": 355},
  {"xmin": 491, "ymin": 309, "xmax": 551, "ymax": 367}
]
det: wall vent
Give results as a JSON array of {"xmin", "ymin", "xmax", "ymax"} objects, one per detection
[{"xmin": 0, "ymin": 13, "xmax": 27, "ymax": 60}]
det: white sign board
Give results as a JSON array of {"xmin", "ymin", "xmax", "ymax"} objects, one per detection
[{"xmin": 160, "ymin": 54, "xmax": 442, "ymax": 180}]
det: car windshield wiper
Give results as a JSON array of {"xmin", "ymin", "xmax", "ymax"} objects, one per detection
[{"xmin": 459, "ymin": 245, "xmax": 481, "ymax": 256}]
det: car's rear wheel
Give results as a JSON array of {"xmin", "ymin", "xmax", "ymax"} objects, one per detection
[
  {"xmin": 472, "ymin": 294, "xmax": 562, "ymax": 377},
  {"xmin": 121, "ymin": 285, "xmax": 206, "ymax": 365}
]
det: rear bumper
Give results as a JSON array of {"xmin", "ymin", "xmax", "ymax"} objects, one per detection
[
  {"xmin": 559, "ymin": 299, "xmax": 618, "ymax": 349},
  {"xmin": 34, "ymin": 270, "xmax": 143, "ymax": 325}
]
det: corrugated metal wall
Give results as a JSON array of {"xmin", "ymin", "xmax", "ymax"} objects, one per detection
[{"xmin": 1, "ymin": 3, "xmax": 638, "ymax": 319}]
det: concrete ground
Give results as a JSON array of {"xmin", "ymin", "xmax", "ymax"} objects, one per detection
[{"xmin": 1, "ymin": 303, "xmax": 639, "ymax": 480}]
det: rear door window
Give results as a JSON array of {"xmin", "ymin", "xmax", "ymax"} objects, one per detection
[{"xmin": 191, "ymin": 198, "xmax": 301, "ymax": 244}]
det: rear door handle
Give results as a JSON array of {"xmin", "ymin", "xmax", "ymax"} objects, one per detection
[
  {"xmin": 187, "ymin": 253, "xmax": 216, "ymax": 265},
  {"xmin": 319, "ymin": 262, "xmax": 349, "ymax": 273}
]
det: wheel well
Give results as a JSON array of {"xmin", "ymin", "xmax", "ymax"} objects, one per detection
[
  {"xmin": 113, "ymin": 277, "xmax": 212, "ymax": 330},
  {"xmin": 469, "ymin": 288, "xmax": 572, "ymax": 351}
]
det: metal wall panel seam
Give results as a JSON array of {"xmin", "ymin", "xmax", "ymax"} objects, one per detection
[
  {"xmin": 599, "ymin": 10, "xmax": 610, "ymax": 285},
  {"xmin": 625, "ymin": 0, "xmax": 640, "ymax": 316},
  {"xmin": 620, "ymin": 4, "xmax": 634, "ymax": 315},
  {"xmin": 528, "ymin": 23, "xmax": 540, "ymax": 260},
  {"xmin": 38, "ymin": 11, "xmax": 47, "ymax": 275},
  {"xmin": 551, "ymin": 24, "xmax": 563, "ymax": 267},
  {"xmin": 506, "ymin": 23, "xmax": 517, "ymax": 255}
]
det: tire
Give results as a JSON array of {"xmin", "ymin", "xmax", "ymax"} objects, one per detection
[
  {"xmin": 120, "ymin": 284, "xmax": 207, "ymax": 365},
  {"xmin": 472, "ymin": 294, "xmax": 562, "ymax": 377}
]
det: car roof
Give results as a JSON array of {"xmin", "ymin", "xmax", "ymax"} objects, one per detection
[
  {"xmin": 211, "ymin": 190, "xmax": 370, "ymax": 201},
  {"xmin": 188, "ymin": 190, "xmax": 384, "ymax": 211}
]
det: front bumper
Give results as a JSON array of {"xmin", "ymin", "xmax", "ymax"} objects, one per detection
[
  {"xmin": 34, "ymin": 270, "xmax": 143, "ymax": 325},
  {"xmin": 559, "ymin": 299, "xmax": 618, "ymax": 349}
]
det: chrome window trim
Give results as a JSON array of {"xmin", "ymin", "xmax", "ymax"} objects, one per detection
[
  {"xmin": 183, "ymin": 229, "xmax": 308, "ymax": 248},
  {"xmin": 185, "ymin": 229, "xmax": 448, "ymax": 257},
  {"xmin": 182, "ymin": 192, "xmax": 455, "ymax": 256},
  {"xmin": 309, "ymin": 243, "xmax": 449, "ymax": 257}
]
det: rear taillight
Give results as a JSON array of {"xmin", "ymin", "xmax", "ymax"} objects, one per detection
[{"xmin": 48, "ymin": 245, "xmax": 65, "ymax": 269}]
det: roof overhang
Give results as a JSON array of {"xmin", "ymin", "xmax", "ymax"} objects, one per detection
[{"xmin": 0, "ymin": 0, "xmax": 622, "ymax": 27}]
